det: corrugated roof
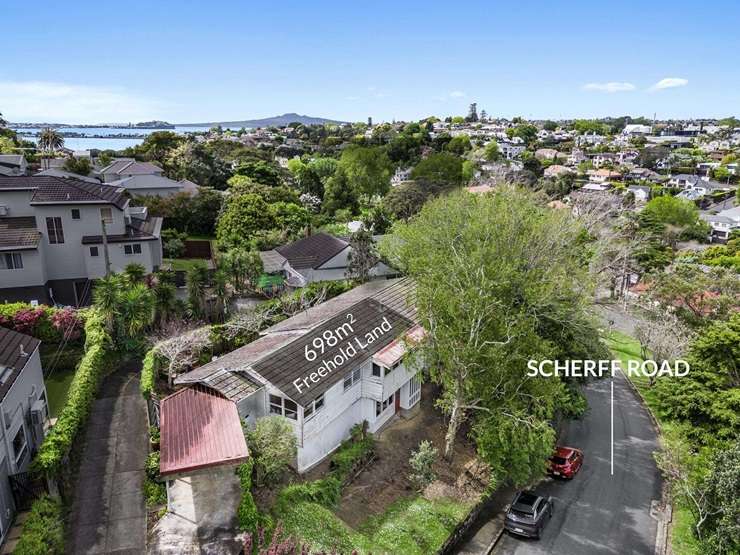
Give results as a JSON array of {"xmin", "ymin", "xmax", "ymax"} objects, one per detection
[
  {"xmin": 373, "ymin": 324, "xmax": 426, "ymax": 368},
  {"xmin": 160, "ymin": 385, "xmax": 249, "ymax": 476},
  {"xmin": 0, "ymin": 328, "xmax": 41, "ymax": 403}
]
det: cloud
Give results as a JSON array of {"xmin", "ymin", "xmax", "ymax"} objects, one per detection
[
  {"xmin": 0, "ymin": 80, "xmax": 163, "ymax": 123},
  {"xmin": 649, "ymin": 77, "xmax": 688, "ymax": 91},
  {"xmin": 449, "ymin": 90, "xmax": 466, "ymax": 98},
  {"xmin": 582, "ymin": 82, "xmax": 636, "ymax": 93}
]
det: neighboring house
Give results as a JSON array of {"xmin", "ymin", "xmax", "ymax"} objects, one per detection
[
  {"xmin": 587, "ymin": 169, "xmax": 621, "ymax": 183},
  {"xmin": 702, "ymin": 206, "xmax": 740, "ymax": 243},
  {"xmin": 687, "ymin": 179, "xmax": 733, "ymax": 196},
  {"xmin": 0, "ymin": 176, "xmax": 163, "ymax": 305},
  {"xmin": 627, "ymin": 185, "xmax": 651, "ymax": 203},
  {"xmin": 534, "ymin": 148, "xmax": 559, "ymax": 161},
  {"xmin": 35, "ymin": 168, "xmax": 101, "ymax": 184},
  {"xmin": 260, "ymin": 232, "xmax": 395, "ymax": 287},
  {"xmin": 0, "ymin": 328, "xmax": 49, "ymax": 546},
  {"xmin": 590, "ymin": 153, "xmax": 618, "ymax": 168},
  {"xmin": 669, "ymin": 174, "xmax": 701, "ymax": 189},
  {"xmin": 176, "ymin": 278, "xmax": 424, "ymax": 472},
  {"xmin": 496, "ymin": 139, "xmax": 526, "ymax": 160},
  {"xmin": 622, "ymin": 124, "xmax": 652, "ymax": 136},
  {"xmin": 99, "ymin": 159, "xmax": 164, "ymax": 183},
  {"xmin": 625, "ymin": 167, "xmax": 660, "ymax": 182},
  {"xmin": 0, "ymin": 155, "xmax": 27, "ymax": 177},
  {"xmin": 107, "ymin": 174, "xmax": 198, "ymax": 197},
  {"xmin": 543, "ymin": 165, "xmax": 574, "ymax": 178},
  {"xmin": 390, "ymin": 167, "xmax": 412, "ymax": 186},
  {"xmin": 580, "ymin": 182, "xmax": 610, "ymax": 193}
]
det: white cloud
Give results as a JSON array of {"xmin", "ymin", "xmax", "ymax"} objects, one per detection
[
  {"xmin": 649, "ymin": 77, "xmax": 688, "ymax": 91},
  {"xmin": 582, "ymin": 82, "xmax": 636, "ymax": 93},
  {"xmin": 0, "ymin": 80, "xmax": 163, "ymax": 123},
  {"xmin": 449, "ymin": 90, "xmax": 466, "ymax": 98}
]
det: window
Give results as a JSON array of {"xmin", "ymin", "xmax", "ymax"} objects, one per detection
[
  {"xmin": 343, "ymin": 367, "xmax": 362, "ymax": 391},
  {"xmin": 385, "ymin": 361, "xmax": 401, "ymax": 375},
  {"xmin": 89, "ymin": 246, "xmax": 99, "ymax": 257},
  {"xmin": 71, "ymin": 208, "xmax": 80, "ymax": 220},
  {"xmin": 269, "ymin": 394, "xmax": 298, "ymax": 420},
  {"xmin": 124, "ymin": 243, "xmax": 142, "ymax": 255},
  {"xmin": 46, "ymin": 217, "xmax": 64, "ymax": 244},
  {"xmin": 409, "ymin": 374, "xmax": 421, "ymax": 406},
  {"xmin": 0, "ymin": 253, "xmax": 23, "ymax": 270},
  {"xmin": 12, "ymin": 426, "xmax": 27, "ymax": 465},
  {"xmin": 100, "ymin": 207, "xmax": 113, "ymax": 224},
  {"xmin": 375, "ymin": 394, "xmax": 394, "ymax": 416},
  {"xmin": 371, "ymin": 362, "xmax": 382, "ymax": 378},
  {"xmin": 304, "ymin": 393, "xmax": 325, "ymax": 420}
]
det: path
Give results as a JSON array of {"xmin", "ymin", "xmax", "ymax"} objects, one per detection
[{"xmin": 67, "ymin": 360, "xmax": 148, "ymax": 554}]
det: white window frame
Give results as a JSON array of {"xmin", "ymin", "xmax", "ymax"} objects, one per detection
[
  {"xmin": 12, "ymin": 426, "xmax": 27, "ymax": 466},
  {"xmin": 343, "ymin": 367, "xmax": 362, "ymax": 391},
  {"xmin": 303, "ymin": 393, "xmax": 325, "ymax": 420},
  {"xmin": 0, "ymin": 252, "xmax": 23, "ymax": 270},
  {"xmin": 408, "ymin": 374, "xmax": 421, "ymax": 407},
  {"xmin": 124, "ymin": 243, "xmax": 142, "ymax": 255},
  {"xmin": 375, "ymin": 393, "xmax": 394, "ymax": 417},
  {"xmin": 269, "ymin": 394, "xmax": 297, "ymax": 420},
  {"xmin": 100, "ymin": 207, "xmax": 113, "ymax": 224}
]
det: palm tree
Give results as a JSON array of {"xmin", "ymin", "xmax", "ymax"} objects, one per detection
[
  {"xmin": 38, "ymin": 128, "xmax": 64, "ymax": 169},
  {"xmin": 123, "ymin": 263, "xmax": 147, "ymax": 284},
  {"xmin": 186, "ymin": 262, "xmax": 209, "ymax": 319},
  {"xmin": 92, "ymin": 275, "xmax": 121, "ymax": 333},
  {"xmin": 153, "ymin": 281, "xmax": 177, "ymax": 325},
  {"xmin": 212, "ymin": 270, "xmax": 229, "ymax": 322},
  {"xmin": 117, "ymin": 284, "xmax": 155, "ymax": 339}
]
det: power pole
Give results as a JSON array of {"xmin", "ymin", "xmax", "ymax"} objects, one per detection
[{"xmin": 101, "ymin": 219, "xmax": 111, "ymax": 276}]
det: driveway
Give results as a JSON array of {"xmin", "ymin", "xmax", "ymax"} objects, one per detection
[
  {"xmin": 491, "ymin": 371, "xmax": 662, "ymax": 555},
  {"xmin": 67, "ymin": 361, "xmax": 148, "ymax": 554}
]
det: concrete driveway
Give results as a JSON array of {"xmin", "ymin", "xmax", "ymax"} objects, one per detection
[
  {"xmin": 67, "ymin": 361, "xmax": 147, "ymax": 554},
  {"xmin": 148, "ymin": 466, "xmax": 242, "ymax": 554}
]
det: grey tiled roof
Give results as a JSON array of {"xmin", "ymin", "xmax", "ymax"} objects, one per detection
[
  {"xmin": 0, "ymin": 176, "xmax": 128, "ymax": 209},
  {"xmin": 201, "ymin": 369, "xmax": 261, "ymax": 402},
  {"xmin": 276, "ymin": 232, "xmax": 349, "ymax": 269}
]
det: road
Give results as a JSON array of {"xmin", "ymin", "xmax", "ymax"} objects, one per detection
[{"xmin": 492, "ymin": 371, "xmax": 662, "ymax": 555}]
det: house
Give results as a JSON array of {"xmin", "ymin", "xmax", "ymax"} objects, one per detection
[
  {"xmin": 534, "ymin": 148, "xmax": 559, "ymax": 161},
  {"xmin": 580, "ymin": 182, "xmax": 610, "ymax": 193},
  {"xmin": 566, "ymin": 149, "xmax": 587, "ymax": 166},
  {"xmin": 0, "ymin": 155, "xmax": 27, "ymax": 177},
  {"xmin": 543, "ymin": 165, "xmax": 574, "ymax": 179},
  {"xmin": 627, "ymin": 185, "xmax": 651, "ymax": 203},
  {"xmin": 0, "ymin": 176, "xmax": 163, "ymax": 305},
  {"xmin": 496, "ymin": 139, "xmax": 526, "ymax": 160},
  {"xmin": 587, "ymin": 169, "xmax": 621, "ymax": 183},
  {"xmin": 99, "ymin": 159, "xmax": 164, "ymax": 183},
  {"xmin": 576, "ymin": 133, "xmax": 606, "ymax": 146},
  {"xmin": 106, "ymin": 174, "xmax": 198, "ymax": 197},
  {"xmin": 590, "ymin": 153, "xmax": 618, "ymax": 168},
  {"xmin": 390, "ymin": 167, "xmax": 412, "ymax": 186},
  {"xmin": 175, "ymin": 278, "xmax": 424, "ymax": 472},
  {"xmin": 625, "ymin": 167, "xmax": 660, "ymax": 182},
  {"xmin": 622, "ymin": 124, "xmax": 652, "ymax": 136},
  {"xmin": 0, "ymin": 328, "xmax": 49, "ymax": 546},
  {"xmin": 702, "ymin": 206, "xmax": 740, "ymax": 243},
  {"xmin": 260, "ymin": 232, "xmax": 395, "ymax": 287}
]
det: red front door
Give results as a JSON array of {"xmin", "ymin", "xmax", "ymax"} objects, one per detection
[{"xmin": 394, "ymin": 390, "xmax": 401, "ymax": 413}]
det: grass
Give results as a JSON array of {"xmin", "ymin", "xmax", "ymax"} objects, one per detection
[
  {"xmin": 163, "ymin": 258, "xmax": 210, "ymax": 272},
  {"xmin": 40, "ymin": 344, "xmax": 85, "ymax": 418},
  {"xmin": 276, "ymin": 496, "xmax": 471, "ymax": 554},
  {"xmin": 605, "ymin": 330, "xmax": 704, "ymax": 555}
]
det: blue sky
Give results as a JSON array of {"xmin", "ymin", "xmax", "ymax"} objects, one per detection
[{"xmin": 1, "ymin": 0, "xmax": 738, "ymax": 124}]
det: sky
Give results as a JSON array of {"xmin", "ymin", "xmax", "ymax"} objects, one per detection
[{"xmin": 1, "ymin": 0, "xmax": 739, "ymax": 124}]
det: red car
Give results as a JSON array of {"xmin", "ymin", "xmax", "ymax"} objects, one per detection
[{"xmin": 549, "ymin": 447, "xmax": 583, "ymax": 478}]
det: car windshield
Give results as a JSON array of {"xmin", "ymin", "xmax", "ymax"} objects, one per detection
[
  {"xmin": 511, "ymin": 508, "xmax": 534, "ymax": 518},
  {"xmin": 552, "ymin": 456, "xmax": 567, "ymax": 465}
]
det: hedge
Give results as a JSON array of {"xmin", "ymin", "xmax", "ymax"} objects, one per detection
[
  {"xmin": 140, "ymin": 349, "xmax": 159, "ymax": 399},
  {"xmin": 33, "ymin": 309, "xmax": 113, "ymax": 474},
  {"xmin": 14, "ymin": 495, "xmax": 65, "ymax": 555},
  {"xmin": 237, "ymin": 459, "xmax": 261, "ymax": 533}
]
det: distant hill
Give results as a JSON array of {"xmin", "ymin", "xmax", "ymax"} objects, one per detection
[{"xmin": 180, "ymin": 113, "xmax": 346, "ymax": 128}]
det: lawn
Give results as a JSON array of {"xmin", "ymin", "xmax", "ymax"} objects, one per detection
[
  {"xmin": 163, "ymin": 258, "xmax": 212, "ymax": 272},
  {"xmin": 277, "ymin": 495, "xmax": 471, "ymax": 554},
  {"xmin": 40, "ymin": 344, "xmax": 84, "ymax": 418},
  {"xmin": 604, "ymin": 330, "xmax": 702, "ymax": 555}
]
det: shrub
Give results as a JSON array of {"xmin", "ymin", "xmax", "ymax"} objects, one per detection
[
  {"xmin": 330, "ymin": 434, "xmax": 375, "ymax": 481},
  {"xmin": 144, "ymin": 478, "xmax": 167, "ymax": 507},
  {"xmin": 0, "ymin": 303, "xmax": 76, "ymax": 343},
  {"xmin": 50, "ymin": 307, "xmax": 83, "ymax": 341},
  {"xmin": 146, "ymin": 451, "xmax": 160, "ymax": 480},
  {"xmin": 140, "ymin": 349, "xmax": 159, "ymax": 399},
  {"xmin": 33, "ymin": 310, "xmax": 112, "ymax": 475},
  {"xmin": 248, "ymin": 416, "xmax": 298, "ymax": 486},
  {"xmin": 237, "ymin": 460, "xmax": 261, "ymax": 533},
  {"xmin": 276, "ymin": 476, "xmax": 343, "ymax": 510},
  {"xmin": 14, "ymin": 496, "xmax": 65, "ymax": 555},
  {"xmin": 409, "ymin": 440, "xmax": 438, "ymax": 492}
]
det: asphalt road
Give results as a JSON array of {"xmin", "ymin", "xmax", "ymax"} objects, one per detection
[{"xmin": 493, "ymin": 371, "xmax": 662, "ymax": 555}]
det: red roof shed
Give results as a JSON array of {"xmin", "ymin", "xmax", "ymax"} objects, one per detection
[{"xmin": 159, "ymin": 385, "xmax": 249, "ymax": 477}]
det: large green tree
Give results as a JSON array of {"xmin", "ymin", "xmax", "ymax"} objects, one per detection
[
  {"xmin": 410, "ymin": 153, "xmax": 464, "ymax": 189},
  {"xmin": 380, "ymin": 187, "xmax": 605, "ymax": 485},
  {"xmin": 338, "ymin": 145, "xmax": 393, "ymax": 197}
]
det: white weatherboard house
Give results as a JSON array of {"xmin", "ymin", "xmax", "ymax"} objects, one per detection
[{"xmin": 176, "ymin": 278, "xmax": 423, "ymax": 471}]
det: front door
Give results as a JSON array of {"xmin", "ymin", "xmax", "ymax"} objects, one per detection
[{"xmin": 394, "ymin": 390, "xmax": 401, "ymax": 413}]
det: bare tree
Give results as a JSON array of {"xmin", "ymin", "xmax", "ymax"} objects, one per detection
[
  {"xmin": 150, "ymin": 322, "xmax": 212, "ymax": 387},
  {"xmin": 633, "ymin": 307, "xmax": 692, "ymax": 385}
]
